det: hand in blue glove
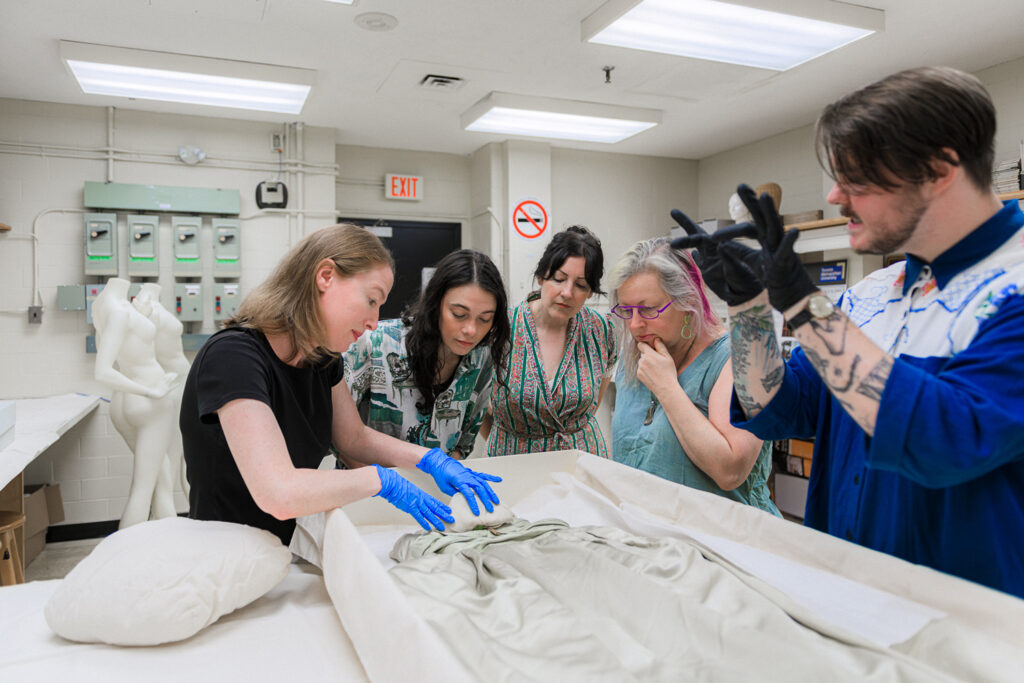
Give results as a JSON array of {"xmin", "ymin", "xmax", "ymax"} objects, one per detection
[
  {"xmin": 373, "ymin": 464, "xmax": 454, "ymax": 531},
  {"xmin": 416, "ymin": 448, "xmax": 502, "ymax": 516}
]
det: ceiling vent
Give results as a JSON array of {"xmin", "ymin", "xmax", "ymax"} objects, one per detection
[{"xmin": 419, "ymin": 74, "xmax": 464, "ymax": 91}]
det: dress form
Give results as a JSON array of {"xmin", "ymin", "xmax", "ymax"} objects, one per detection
[
  {"xmin": 134, "ymin": 283, "xmax": 191, "ymax": 500},
  {"xmin": 92, "ymin": 278, "xmax": 178, "ymax": 528}
]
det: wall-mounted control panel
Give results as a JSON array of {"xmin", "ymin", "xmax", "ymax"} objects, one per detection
[
  {"xmin": 212, "ymin": 218, "xmax": 241, "ymax": 278},
  {"xmin": 127, "ymin": 215, "xmax": 159, "ymax": 277},
  {"xmin": 174, "ymin": 283, "xmax": 204, "ymax": 322},
  {"xmin": 213, "ymin": 283, "xmax": 241, "ymax": 321},
  {"xmin": 84, "ymin": 213, "xmax": 118, "ymax": 276},
  {"xmin": 172, "ymin": 216, "xmax": 203, "ymax": 277}
]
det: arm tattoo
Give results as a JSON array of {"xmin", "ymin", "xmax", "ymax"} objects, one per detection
[
  {"xmin": 802, "ymin": 344, "xmax": 859, "ymax": 393},
  {"xmin": 761, "ymin": 364, "xmax": 785, "ymax": 394},
  {"xmin": 809, "ymin": 311, "xmax": 848, "ymax": 356},
  {"xmin": 856, "ymin": 355, "xmax": 893, "ymax": 403},
  {"xmin": 730, "ymin": 303, "xmax": 783, "ymax": 417}
]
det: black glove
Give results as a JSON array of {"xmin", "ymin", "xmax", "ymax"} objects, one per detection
[
  {"xmin": 734, "ymin": 184, "xmax": 818, "ymax": 313},
  {"xmin": 670, "ymin": 208, "xmax": 765, "ymax": 306}
]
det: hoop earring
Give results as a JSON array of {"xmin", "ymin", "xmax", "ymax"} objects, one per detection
[{"xmin": 680, "ymin": 314, "xmax": 694, "ymax": 340}]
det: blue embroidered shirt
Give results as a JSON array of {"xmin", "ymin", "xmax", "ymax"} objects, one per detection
[{"xmin": 734, "ymin": 200, "xmax": 1024, "ymax": 598}]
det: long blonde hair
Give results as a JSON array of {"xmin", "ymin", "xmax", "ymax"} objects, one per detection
[
  {"xmin": 227, "ymin": 224, "xmax": 394, "ymax": 363},
  {"xmin": 609, "ymin": 237, "xmax": 724, "ymax": 385}
]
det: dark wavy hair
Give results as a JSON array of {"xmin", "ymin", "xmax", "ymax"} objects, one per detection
[
  {"xmin": 402, "ymin": 249, "xmax": 510, "ymax": 414},
  {"xmin": 534, "ymin": 225, "xmax": 605, "ymax": 295},
  {"xmin": 816, "ymin": 66, "xmax": 996, "ymax": 192}
]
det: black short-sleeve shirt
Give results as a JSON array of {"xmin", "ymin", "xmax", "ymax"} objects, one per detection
[{"xmin": 180, "ymin": 327, "xmax": 344, "ymax": 544}]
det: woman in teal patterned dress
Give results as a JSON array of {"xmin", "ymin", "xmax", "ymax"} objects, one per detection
[
  {"xmin": 343, "ymin": 250, "xmax": 510, "ymax": 461},
  {"xmin": 487, "ymin": 226, "xmax": 617, "ymax": 458}
]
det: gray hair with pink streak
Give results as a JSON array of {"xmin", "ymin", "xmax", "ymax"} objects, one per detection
[{"xmin": 609, "ymin": 236, "xmax": 724, "ymax": 384}]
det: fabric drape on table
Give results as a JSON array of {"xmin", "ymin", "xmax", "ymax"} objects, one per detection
[{"xmin": 389, "ymin": 520, "xmax": 960, "ymax": 683}]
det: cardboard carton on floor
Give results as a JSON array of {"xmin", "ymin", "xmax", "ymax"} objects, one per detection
[{"xmin": 23, "ymin": 484, "xmax": 64, "ymax": 565}]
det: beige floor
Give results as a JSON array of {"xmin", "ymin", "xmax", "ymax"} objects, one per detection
[{"xmin": 24, "ymin": 538, "xmax": 103, "ymax": 582}]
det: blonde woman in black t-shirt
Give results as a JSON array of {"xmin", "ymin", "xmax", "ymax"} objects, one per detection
[{"xmin": 180, "ymin": 224, "xmax": 501, "ymax": 544}]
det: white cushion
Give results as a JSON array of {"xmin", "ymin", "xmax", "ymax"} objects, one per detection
[{"xmin": 45, "ymin": 517, "xmax": 291, "ymax": 646}]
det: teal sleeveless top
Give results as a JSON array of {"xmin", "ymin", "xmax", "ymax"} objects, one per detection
[{"xmin": 612, "ymin": 335, "xmax": 780, "ymax": 516}]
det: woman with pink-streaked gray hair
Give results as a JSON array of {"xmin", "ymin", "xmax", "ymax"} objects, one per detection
[{"xmin": 608, "ymin": 237, "xmax": 779, "ymax": 515}]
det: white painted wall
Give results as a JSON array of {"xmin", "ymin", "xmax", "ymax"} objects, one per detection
[
  {"xmin": 1, "ymin": 98, "xmax": 335, "ymax": 525},
  {"xmin": 335, "ymin": 144, "xmax": 472, "ymax": 243},
  {"xmin": 552, "ymin": 147, "xmax": 699, "ymax": 290},
  {"xmin": 697, "ymin": 124, "xmax": 825, "ymax": 223},
  {"xmin": 979, "ymin": 55, "xmax": 1024, "ymax": 165}
]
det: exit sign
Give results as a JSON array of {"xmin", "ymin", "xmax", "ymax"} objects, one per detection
[{"xmin": 385, "ymin": 173, "xmax": 423, "ymax": 201}]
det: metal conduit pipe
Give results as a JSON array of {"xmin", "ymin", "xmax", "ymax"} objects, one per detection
[{"xmin": 296, "ymin": 121, "xmax": 305, "ymax": 240}]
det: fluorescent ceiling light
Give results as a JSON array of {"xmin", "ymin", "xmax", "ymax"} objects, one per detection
[
  {"xmin": 461, "ymin": 92, "xmax": 660, "ymax": 144},
  {"xmin": 582, "ymin": 0, "xmax": 883, "ymax": 71},
  {"xmin": 324, "ymin": 0, "xmax": 355, "ymax": 4},
  {"xmin": 60, "ymin": 41, "xmax": 314, "ymax": 115}
]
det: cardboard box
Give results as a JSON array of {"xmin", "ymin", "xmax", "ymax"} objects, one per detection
[
  {"xmin": 22, "ymin": 484, "xmax": 64, "ymax": 565},
  {"xmin": 789, "ymin": 438, "xmax": 814, "ymax": 458}
]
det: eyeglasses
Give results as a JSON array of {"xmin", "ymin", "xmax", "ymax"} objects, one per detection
[{"xmin": 610, "ymin": 302, "xmax": 672, "ymax": 320}]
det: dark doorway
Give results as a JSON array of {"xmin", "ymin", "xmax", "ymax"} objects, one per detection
[{"xmin": 338, "ymin": 218, "xmax": 461, "ymax": 320}]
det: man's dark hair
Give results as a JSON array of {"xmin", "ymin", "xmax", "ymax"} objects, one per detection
[
  {"xmin": 533, "ymin": 225, "xmax": 605, "ymax": 295},
  {"xmin": 816, "ymin": 66, "xmax": 996, "ymax": 192}
]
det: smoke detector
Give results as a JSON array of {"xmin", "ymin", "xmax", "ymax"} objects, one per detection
[
  {"xmin": 355, "ymin": 12, "xmax": 398, "ymax": 32},
  {"xmin": 419, "ymin": 74, "xmax": 464, "ymax": 92}
]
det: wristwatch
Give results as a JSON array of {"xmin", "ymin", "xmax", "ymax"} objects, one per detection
[{"xmin": 787, "ymin": 292, "xmax": 835, "ymax": 330}]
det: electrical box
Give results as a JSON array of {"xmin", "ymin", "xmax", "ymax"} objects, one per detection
[
  {"xmin": 85, "ymin": 283, "xmax": 104, "ymax": 324},
  {"xmin": 172, "ymin": 216, "xmax": 202, "ymax": 276},
  {"xmin": 127, "ymin": 215, "xmax": 159, "ymax": 277},
  {"xmin": 213, "ymin": 283, "xmax": 241, "ymax": 321},
  {"xmin": 84, "ymin": 213, "xmax": 118, "ymax": 276},
  {"xmin": 174, "ymin": 283, "xmax": 204, "ymax": 322},
  {"xmin": 57, "ymin": 285, "xmax": 86, "ymax": 311},
  {"xmin": 212, "ymin": 218, "xmax": 241, "ymax": 278}
]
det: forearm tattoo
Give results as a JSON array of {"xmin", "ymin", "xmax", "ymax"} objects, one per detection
[
  {"xmin": 856, "ymin": 355, "xmax": 893, "ymax": 402},
  {"xmin": 799, "ymin": 311, "xmax": 893, "ymax": 435},
  {"xmin": 730, "ymin": 304, "xmax": 783, "ymax": 417}
]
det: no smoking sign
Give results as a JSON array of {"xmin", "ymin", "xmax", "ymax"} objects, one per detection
[{"xmin": 512, "ymin": 199, "xmax": 548, "ymax": 240}]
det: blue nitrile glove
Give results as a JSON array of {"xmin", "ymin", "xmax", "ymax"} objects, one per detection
[
  {"xmin": 373, "ymin": 464, "xmax": 454, "ymax": 531},
  {"xmin": 416, "ymin": 448, "xmax": 502, "ymax": 516},
  {"xmin": 670, "ymin": 208, "xmax": 765, "ymax": 306}
]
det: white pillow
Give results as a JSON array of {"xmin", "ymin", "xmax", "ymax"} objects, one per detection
[{"xmin": 45, "ymin": 517, "xmax": 291, "ymax": 646}]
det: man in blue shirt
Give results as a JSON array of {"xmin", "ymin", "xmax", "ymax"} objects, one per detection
[{"xmin": 672, "ymin": 66, "xmax": 1024, "ymax": 599}]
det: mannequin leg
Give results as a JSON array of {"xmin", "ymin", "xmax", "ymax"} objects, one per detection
[
  {"xmin": 109, "ymin": 392, "xmax": 138, "ymax": 454},
  {"xmin": 118, "ymin": 396, "xmax": 174, "ymax": 529},
  {"xmin": 149, "ymin": 454, "xmax": 177, "ymax": 520}
]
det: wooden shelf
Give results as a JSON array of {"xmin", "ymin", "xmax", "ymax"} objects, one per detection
[
  {"xmin": 790, "ymin": 217, "xmax": 847, "ymax": 231},
  {"xmin": 788, "ymin": 189, "xmax": 1024, "ymax": 232}
]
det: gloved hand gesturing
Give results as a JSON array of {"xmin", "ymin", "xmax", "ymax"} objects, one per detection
[
  {"xmin": 733, "ymin": 184, "xmax": 818, "ymax": 313},
  {"xmin": 373, "ymin": 464, "xmax": 454, "ymax": 531},
  {"xmin": 669, "ymin": 207, "xmax": 765, "ymax": 306},
  {"xmin": 417, "ymin": 448, "xmax": 502, "ymax": 516}
]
